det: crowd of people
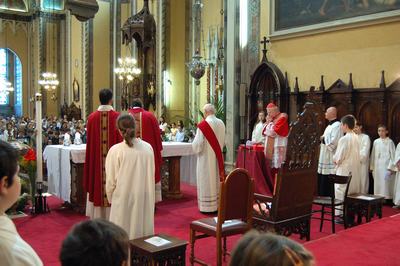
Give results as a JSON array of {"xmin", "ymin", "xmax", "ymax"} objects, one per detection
[
  {"xmin": 159, "ymin": 117, "xmax": 196, "ymax": 143},
  {"xmin": 0, "ymin": 115, "xmax": 87, "ymax": 147}
]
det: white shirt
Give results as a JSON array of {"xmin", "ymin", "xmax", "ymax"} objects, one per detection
[{"xmin": 0, "ymin": 215, "xmax": 43, "ymax": 266}]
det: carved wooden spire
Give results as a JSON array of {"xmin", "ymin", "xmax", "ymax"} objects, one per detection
[
  {"xmin": 294, "ymin": 77, "xmax": 299, "ymax": 93},
  {"xmin": 284, "ymin": 72, "xmax": 290, "ymax": 91},
  {"xmin": 380, "ymin": 70, "xmax": 386, "ymax": 89},
  {"xmin": 319, "ymin": 75, "xmax": 325, "ymax": 91},
  {"xmin": 348, "ymin": 73, "xmax": 354, "ymax": 90}
]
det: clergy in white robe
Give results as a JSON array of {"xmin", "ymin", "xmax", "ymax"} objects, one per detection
[
  {"xmin": 251, "ymin": 111, "xmax": 266, "ymax": 144},
  {"xmin": 358, "ymin": 133, "xmax": 371, "ymax": 194},
  {"xmin": 333, "ymin": 131, "xmax": 362, "ymax": 200},
  {"xmin": 0, "ymin": 215, "xmax": 43, "ymax": 266},
  {"xmin": 391, "ymin": 143, "xmax": 400, "ymax": 207},
  {"xmin": 192, "ymin": 104, "xmax": 225, "ymax": 212},
  {"xmin": 105, "ymin": 138, "xmax": 155, "ymax": 239},
  {"xmin": 318, "ymin": 107, "xmax": 343, "ymax": 196},
  {"xmin": 370, "ymin": 135, "xmax": 396, "ymax": 199}
]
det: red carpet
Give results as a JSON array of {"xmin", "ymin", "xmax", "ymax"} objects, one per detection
[
  {"xmin": 305, "ymin": 214, "xmax": 400, "ymax": 266},
  {"xmin": 14, "ymin": 183, "xmax": 400, "ymax": 266}
]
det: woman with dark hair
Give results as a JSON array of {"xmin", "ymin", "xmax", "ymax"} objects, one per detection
[
  {"xmin": 105, "ymin": 114, "xmax": 155, "ymax": 239},
  {"xmin": 0, "ymin": 140, "xmax": 43, "ymax": 265},
  {"xmin": 230, "ymin": 231, "xmax": 314, "ymax": 266}
]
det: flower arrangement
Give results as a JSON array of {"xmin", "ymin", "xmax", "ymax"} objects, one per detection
[{"xmin": 19, "ymin": 148, "xmax": 37, "ymax": 197}]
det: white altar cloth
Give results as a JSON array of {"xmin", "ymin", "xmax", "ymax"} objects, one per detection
[
  {"xmin": 43, "ymin": 144, "xmax": 86, "ymax": 202},
  {"xmin": 43, "ymin": 142, "xmax": 197, "ymax": 202}
]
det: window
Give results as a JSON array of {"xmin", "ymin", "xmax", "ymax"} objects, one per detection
[
  {"xmin": 0, "ymin": 0, "xmax": 28, "ymax": 12},
  {"xmin": 41, "ymin": 0, "xmax": 64, "ymax": 11},
  {"xmin": 0, "ymin": 49, "xmax": 8, "ymax": 105},
  {"xmin": 14, "ymin": 57, "xmax": 23, "ymax": 116},
  {"xmin": 0, "ymin": 48, "xmax": 23, "ymax": 116}
]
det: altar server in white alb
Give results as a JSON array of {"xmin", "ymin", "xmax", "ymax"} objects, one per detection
[
  {"xmin": 333, "ymin": 115, "xmax": 362, "ymax": 200},
  {"xmin": 105, "ymin": 114, "xmax": 155, "ymax": 239},
  {"xmin": 370, "ymin": 125, "xmax": 396, "ymax": 200},
  {"xmin": 391, "ymin": 142, "xmax": 400, "ymax": 208},
  {"xmin": 0, "ymin": 140, "xmax": 43, "ymax": 266},
  {"xmin": 318, "ymin": 107, "xmax": 343, "ymax": 196},
  {"xmin": 192, "ymin": 104, "xmax": 225, "ymax": 213},
  {"xmin": 251, "ymin": 111, "xmax": 267, "ymax": 144},
  {"xmin": 354, "ymin": 121, "xmax": 371, "ymax": 194}
]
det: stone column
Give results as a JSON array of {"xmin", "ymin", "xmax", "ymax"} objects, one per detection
[{"xmin": 224, "ymin": 0, "xmax": 240, "ymax": 170}]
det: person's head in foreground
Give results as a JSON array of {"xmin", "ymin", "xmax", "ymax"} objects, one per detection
[
  {"xmin": 0, "ymin": 140, "xmax": 21, "ymax": 214},
  {"xmin": 230, "ymin": 230, "xmax": 314, "ymax": 266},
  {"xmin": 60, "ymin": 219, "xmax": 130, "ymax": 266}
]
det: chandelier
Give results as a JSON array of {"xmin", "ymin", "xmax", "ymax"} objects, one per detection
[
  {"xmin": 38, "ymin": 72, "xmax": 59, "ymax": 90},
  {"xmin": 114, "ymin": 57, "xmax": 141, "ymax": 82},
  {"xmin": 186, "ymin": 50, "xmax": 207, "ymax": 85},
  {"xmin": 0, "ymin": 77, "xmax": 14, "ymax": 95}
]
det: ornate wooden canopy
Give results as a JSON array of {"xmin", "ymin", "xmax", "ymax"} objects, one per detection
[
  {"xmin": 121, "ymin": 0, "xmax": 156, "ymax": 110},
  {"xmin": 65, "ymin": 0, "xmax": 99, "ymax": 22}
]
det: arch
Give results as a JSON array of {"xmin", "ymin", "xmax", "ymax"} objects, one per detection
[
  {"xmin": 390, "ymin": 102, "xmax": 400, "ymax": 144},
  {"xmin": 358, "ymin": 101, "xmax": 381, "ymax": 140},
  {"xmin": 0, "ymin": 48, "xmax": 23, "ymax": 117},
  {"xmin": 247, "ymin": 61, "xmax": 286, "ymax": 138}
]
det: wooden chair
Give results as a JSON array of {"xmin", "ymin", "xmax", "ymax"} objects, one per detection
[
  {"xmin": 252, "ymin": 102, "xmax": 324, "ymax": 241},
  {"xmin": 313, "ymin": 174, "xmax": 352, "ymax": 233},
  {"xmin": 189, "ymin": 168, "xmax": 254, "ymax": 266}
]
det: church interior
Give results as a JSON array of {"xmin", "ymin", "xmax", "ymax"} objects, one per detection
[{"xmin": 1, "ymin": 0, "xmax": 400, "ymax": 265}]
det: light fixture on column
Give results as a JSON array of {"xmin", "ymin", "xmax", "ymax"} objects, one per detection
[
  {"xmin": 0, "ymin": 77, "xmax": 14, "ymax": 95},
  {"xmin": 114, "ymin": 57, "xmax": 141, "ymax": 82}
]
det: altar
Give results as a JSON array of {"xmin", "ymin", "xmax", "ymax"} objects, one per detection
[{"xmin": 43, "ymin": 142, "xmax": 197, "ymax": 211}]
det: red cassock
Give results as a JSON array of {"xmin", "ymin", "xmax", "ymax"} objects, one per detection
[
  {"xmin": 83, "ymin": 110, "xmax": 122, "ymax": 207},
  {"xmin": 128, "ymin": 108, "xmax": 163, "ymax": 183}
]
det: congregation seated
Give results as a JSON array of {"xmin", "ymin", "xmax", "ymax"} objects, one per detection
[
  {"xmin": 0, "ymin": 115, "xmax": 87, "ymax": 147},
  {"xmin": 59, "ymin": 219, "xmax": 129, "ymax": 266},
  {"xmin": 230, "ymin": 230, "xmax": 314, "ymax": 266}
]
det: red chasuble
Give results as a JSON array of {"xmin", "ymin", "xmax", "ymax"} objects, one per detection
[
  {"xmin": 273, "ymin": 113, "xmax": 289, "ymax": 137},
  {"xmin": 128, "ymin": 108, "xmax": 163, "ymax": 183},
  {"xmin": 83, "ymin": 109, "xmax": 122, "ymax": 207},
  {"xmin": 197, "ymin": 120, "xmax": 225, "ymax": 181}
]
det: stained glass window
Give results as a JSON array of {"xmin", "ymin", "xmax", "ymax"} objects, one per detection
[
  {"xmin": 41, "ymin": 0, "xmax": 64, "ymax": 11},
  {"xmin": 14, "ymin": 56, "xmax": 23, "ymax": 116},
  {"xmin": 0, "ymin": 49, "xmax": 8, "ymax": 105}
]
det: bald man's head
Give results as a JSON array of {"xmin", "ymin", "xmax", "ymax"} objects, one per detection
[{"xmin": 325, "ymin": 107, "xmax": 337, "ymax": 121}]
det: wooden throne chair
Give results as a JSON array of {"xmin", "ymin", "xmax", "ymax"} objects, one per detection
[{"xmin": 252, "ymin": 101, "xmax": 324, "ymax": 240}]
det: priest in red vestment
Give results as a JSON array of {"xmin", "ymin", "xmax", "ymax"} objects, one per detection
[
  {"xmin": 263, "ymin": 102, "xmax": 289, "ymax": 187},
  {"xmin": 84, "ymin": 88, "xmax": 122, "ymax": 219},
  {"xmin": 128, "ymin": 99, "xmax": 163, "ymax": 202}
]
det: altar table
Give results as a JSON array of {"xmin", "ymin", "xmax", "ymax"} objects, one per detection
[
  {"xmin": 235, "ymin": 146, "xmax": 273, "ymax": 195},
  {"xmin": 43, "ymin": 142, "xmax": 197, "ymax": 207}
]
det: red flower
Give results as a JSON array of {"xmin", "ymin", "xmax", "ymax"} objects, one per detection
[{"xmin": 24, "ymin": 149, "xmax": 36, "ymax": 162}]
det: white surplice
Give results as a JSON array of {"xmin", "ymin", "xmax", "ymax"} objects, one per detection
[
  {"xmin": 192, "ymin": 114, "xmax": 225, "ymax": 212},
  {"xmin": 358, "ymin": 133, "xmax": 371, "ymax": 194},
  {"xmin": 251, "ymin": 122, "xmax": 266, "ymax": 144},
  {"xmin": 318, "ymin": 121, "xmax": 343, "ymax": 175},
  {"xmin": 0, "ymin": 215, "xmax": 43, "ymax": 266},
  {"xmin": 333, "ymin": 132, "xmax": 362, "ymax": 200},
  {"xmin": 370, "ymin": 137, "xmax": 396, "ymax": 199},
  {"xmin": 390, "ymin": 143, "xmax": 400, "ymax": 205},
  {"xmin": 105, "ymin": 139, "xmax": 155, "ymax": 239}
]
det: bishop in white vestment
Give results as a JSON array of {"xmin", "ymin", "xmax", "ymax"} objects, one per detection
[
  {"xmin": 105, "ymin": 138, "xmax": 155, "ymax": 239},
  {"xmin": 333, "ymin": 131, "xmax": 362, "ymax": 200},
  {"xmin": 370, "ymin": 137, "xmax": 396, "ymax": 199},
  {"xmin": 192, "ymin": 104, "xmax": 225, "ymax": 212},
  {"xmin": 391, "ymin": 143, "xmax": 400, "ymax": 207}
]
